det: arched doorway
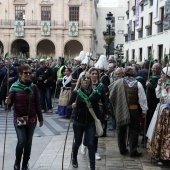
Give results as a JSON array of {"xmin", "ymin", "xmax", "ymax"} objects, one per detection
[
  {"xmin": 0, "ymin": 41, "xmax": 4, "ymax": 57},
  {"xmin": 64, "ymin": 40, "xmax": 83, "ymax": 58},
  {"xmin": 11, "ymin": 39, "xmax": 30, "ymax": 58},
  {"xmin": 37, "ymin": 39, "xmax": 55, "ymax": 57}
]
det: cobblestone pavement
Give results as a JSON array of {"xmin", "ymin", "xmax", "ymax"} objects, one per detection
[{"xmin": 1, "ymin": 131, "xmax": 170, "ymax": 170}]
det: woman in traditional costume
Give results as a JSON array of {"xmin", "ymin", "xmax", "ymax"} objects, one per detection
[
  {"xmin": 57, "ymin": 68, "xmax": 72, "ymax": 116},
  {"xmin": 147, "ymin": 67, "xmax": 170, "ymax": 165}
]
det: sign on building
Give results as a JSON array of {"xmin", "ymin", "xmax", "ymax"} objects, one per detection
[
  {"xmin": 69, "ymin": 21, "xmax": 78, "ymax": 36},
  {"xmin": 41, "ymin": 21, "xmax": 51, "ymax": 36},
  {"xmin": 14, "ymin": 21, "xmax": 24, "ymax": 37}
]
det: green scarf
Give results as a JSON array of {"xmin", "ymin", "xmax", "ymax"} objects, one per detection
[
  {"xmin": 149, "ymin": 75, "xmax": 161, "ymax": 80},
  {"xmin": 92, "ymin": 82, "xmax": 103, "ymax": 95},
  {"xmin": 135, "ymin": 76, "xmax": 142, "ymax": 80},
  {"xmin": 9, "ymin": 79, "xmax": 34, "ymax": 94},
  {"xmin": 166, "ymin": 80, "xmax": 170, "ymax": 86},
  {"xmin": 77, "ymin": 88, "xmax": 94, "ymax": 107}
]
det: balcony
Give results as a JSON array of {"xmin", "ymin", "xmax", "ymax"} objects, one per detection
[{"xmin": 0, "ymin": 19, "xmax": 87, "ymax": 28}]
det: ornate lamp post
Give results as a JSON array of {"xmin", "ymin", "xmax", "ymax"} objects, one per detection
[{"xmin": 103, "ymin": 12, "xmax": 115, "ymax": 58}]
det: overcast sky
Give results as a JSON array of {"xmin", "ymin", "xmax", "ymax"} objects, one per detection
[{"xmin": 97, "ymin": 0, "xmax": 118, "ymax": 7}]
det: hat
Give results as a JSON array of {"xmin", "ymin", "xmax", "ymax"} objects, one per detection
[
  {"xmin": 94, "ymin": 55, "xmax": 108, "ymax": 70},
  {"xmin": 162, "ymin": 67, "xmax": 170, "ymax": 77},
  {"xmin": 124, "ymin": 66, "xmax": 135, "ymax": 76},
  {"xmin": 81, "ymin": 52, "xmax": 93, "ymax": 66},
  {"xmin": 40, "ymin": 59, "xmax": 45, "ymax": 63},
  {"xmin": 78, "ymin": 51, "xmax": 86, "ymax": 62},
  {"xmin": 47, "ymin": 57, "xmax": 51, "ymax": 61},
  {"xmin": 74, "ymin": 56, "xmax": 81, "ymax": 61}
]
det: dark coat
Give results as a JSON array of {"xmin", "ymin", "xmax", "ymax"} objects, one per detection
[
  {"xmin": 8, "ymin": 84, "xmax": 43, "ymax": 125},
  {"xmin": 36, "ymin": 66, "xmax": 53, "ymax": 89}
]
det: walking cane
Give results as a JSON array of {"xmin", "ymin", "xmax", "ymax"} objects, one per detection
[
  {"xmin": 62, "ymin": 95, "xmax": 78, "ymax": 170},
  {"xmin": 2, "ymin": 63, "xmax": 10, "ymax": 170}
]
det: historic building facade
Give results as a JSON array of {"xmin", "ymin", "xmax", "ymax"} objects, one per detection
[
  {"xmin": 124, "ymin": 0, "xmax": 170, "ymax": 62},
  {"xmin": 0, "ymin": 0, "xmax": 99, "ymax": 59}
]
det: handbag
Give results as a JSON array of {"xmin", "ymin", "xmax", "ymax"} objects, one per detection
[
  {"xmin": 85, "ymin": 101, "xmax": 103, "ymax": 137},
  {"xmin": 16, "ymin": 116, "xmax": 28, "ymax": 126}
]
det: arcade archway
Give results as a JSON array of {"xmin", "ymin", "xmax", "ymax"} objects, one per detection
[
  {"xmin": 11, "ymin": 39, "xmax": 30, "ymax": 58},
  {"xmin": 37, "ymin": 39, "xmax": 55, "ymax": 57},
  {"xmin": 64, "ymin": 40, "xmax": 83, "ymax": 58}
]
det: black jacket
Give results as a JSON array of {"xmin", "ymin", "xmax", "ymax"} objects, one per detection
[{"xmin": 36, "ymin": 66, "xmax": 53, "ymax": 89}]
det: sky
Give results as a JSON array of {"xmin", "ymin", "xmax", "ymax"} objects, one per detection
[{"xmin": 97, "ymin": 0, "xmax": 118, "ymax": 7}]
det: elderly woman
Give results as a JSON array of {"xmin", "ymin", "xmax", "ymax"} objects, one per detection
[
  {"xmin": 5, "ymin": 64, "xmax": 43, "ymax": 170},
  {"xmin": 67, "ymin": 72, "xmax": 100, "ymax": 170}
]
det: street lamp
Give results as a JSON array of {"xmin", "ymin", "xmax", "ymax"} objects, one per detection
[{"xmin": 103, "ymin": 12, "xmax": 115, "ymax": 58}]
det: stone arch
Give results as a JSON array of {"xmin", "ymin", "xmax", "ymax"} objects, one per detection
[
  {"xmin": 11, "ymin": 39, "xmax": 30, "ymax": 58},
  {"xmin": 64, "ymin": 40, "xmax": 83, "ymax": 58},
  {"xmin": 36, "ymin": 39, "xmax": 55, "ymax": 57}
]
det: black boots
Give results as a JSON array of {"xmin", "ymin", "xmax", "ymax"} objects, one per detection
[
  {"xmin": 72, "ymin": 159, "xmax": 78, "ymax": 168},
  {"xmin": 14, "ymin": 164, "xmax": 20, "ymax": 170},
  {"xmin": 21, "ymin": 156, "xmax": 30, "ymax": 170}
]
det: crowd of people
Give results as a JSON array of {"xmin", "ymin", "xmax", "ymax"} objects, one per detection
[{"xmin": 1, "ymin": 51, "xmax": 170, "ymax": 169}]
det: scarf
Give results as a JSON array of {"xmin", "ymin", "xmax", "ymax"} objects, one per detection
[
  {"xmin": 166, "ymin": 80, "xmax": 170, "ymax": 86},
  {"xmin": 124, "ymin": 76, "xmax": 137, "ymax": 88},
  {"xmin": 9, "ymin": 79, "xmax": 34, "ymax": 94},
  {"xmin": 92, "ymin": 82, "xmax": 103, "ymax": 95},
  {"xmin": 62, "ymin": 75, "xmax": 72, "ymax": 87},
  {"xmin": 77, "ymin": 88, "xmax": 94, "ymax": 107},
  {"xmin": 149, "ymin": 75, "xmax": 161, "ymax": 80}
]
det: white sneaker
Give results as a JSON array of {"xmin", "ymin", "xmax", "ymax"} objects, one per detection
[
  {"xmin": 81, "ymin": 144, "xmax": 87, "ymax": 155},
  {"xmin": 95, "ymin": 152, "xmax": 101, "ymax": 160}
]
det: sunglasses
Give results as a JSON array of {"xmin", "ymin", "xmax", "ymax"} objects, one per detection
[{"xmin": 23, "ymin": 71, "xmax": 31, "ymax": 75}]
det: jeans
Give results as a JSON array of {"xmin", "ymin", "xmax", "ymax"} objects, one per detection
[
  {"xmin": 14, "ymin": 123, "xmax": 36, "ymax": 164},
  {"xmin": 73, "ymin": 123, "xmax": 96, "ymax": 170},
  {"xmin": 39, "ymin": 87, "xmax": 52, "ymax": 111}
]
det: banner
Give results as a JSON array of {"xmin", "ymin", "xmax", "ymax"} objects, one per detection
[
  {"xmin": 135, "ymin": 0, "xmax": 140, "ymax": 27},
  {"xmin": 14, "ymin": 21, "xmax": 24, "ymax": 37},
  {"xmin": 69, "ymin": 21, "xmax": 78, "ymax": 36},
  {"xmin": 41, "ymin": 21, "xmax": 50, "ymax": 35},
  {"xmin": 153, "ymin": 0, "xmax": 158, "ymax": 18}
]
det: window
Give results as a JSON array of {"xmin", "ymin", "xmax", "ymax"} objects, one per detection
[
  {"xmin": 141, "ymin": 4, "xmax": 144, "ymax": 12},
  {"xmin": 150, "ymin": 0, "xmax": 153, "ymax": 6},
  {"xmin": 41, "ymin": 6, "xmax": 51, "ymax": 20},
  {"xmin": 118, "ymin": 16, "xmax": 125, "ymax": 20},
  {"xmin": 118, "ymin": 30, "xmax": 124, "ymax": 34},
  {"xmin": 157, "ymin": 7, "xmax": 164, "ymax": 33},
  {"xmin": 139, "ymin": 48, "xmax": 142, "ymax": 61},
  {"xmin": 132, "ymin": 49, "xmax": 135, "ymax": 60},
  {"xmin": 138, "ymin": 17, "xmax": 143, "ymax": 38},
  {"xmin": 147, "ymin": 13, "xmax": 152, "ymax": 36},
  {"xmin": 69, "ymin": 7, "xmax": 79, "ymax": 21},
  {"xmin": 15, "ymin": 6, "xmax": 25, "ymax": 20}
]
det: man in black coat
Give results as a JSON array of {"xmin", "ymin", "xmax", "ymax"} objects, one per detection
[{"xmin": 36, "ymin": 59, "xmax": 53, "ymax": 113}]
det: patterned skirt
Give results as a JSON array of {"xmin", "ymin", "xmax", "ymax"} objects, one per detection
[{"xmin": 147, "ymin": 108, "xmax": 170, "ymax": 160}]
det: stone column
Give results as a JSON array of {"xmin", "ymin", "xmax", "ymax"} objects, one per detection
[
  {"xmin": 57, "ymin": 0, "xmax": 64, "ymax": 26},
  {"xmin": 29, "ymin": 34, "xmax": 37, "ymax": 58},
  {"xmin": 56, "ymin": 33, "xmax": 64, "ymax": 57}
]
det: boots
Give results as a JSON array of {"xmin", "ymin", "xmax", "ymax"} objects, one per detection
[
  {"xmin": 14, "ymin": 155, "xmax": 22, "ymax": 170},
  {"xmin": 21, "ymin": 157, "xmax": 30, "ymax": 170}
]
